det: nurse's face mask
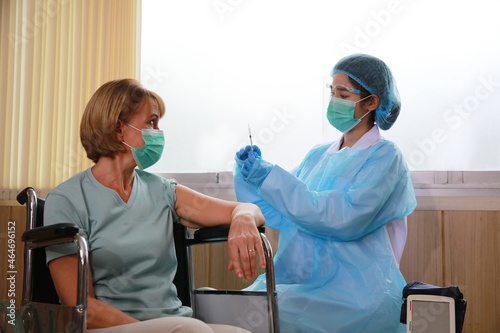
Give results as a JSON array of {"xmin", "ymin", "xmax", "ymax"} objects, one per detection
[
  {"xmin": 326, "ymin": 84, "xmax": 373, "ymax": 133},
  {"xmin": 122, "ymin": 123, "xmax": 164, "ymax": 170}
]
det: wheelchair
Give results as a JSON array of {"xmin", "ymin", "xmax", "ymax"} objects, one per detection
[{"xmin": 7, "ymin": 187, "xmax": 279, "ymax": 333}]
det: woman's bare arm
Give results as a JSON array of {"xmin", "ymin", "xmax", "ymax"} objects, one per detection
[
  {"xmin": 49, "ymin": 255, "xmax": 139, "ymax": 328},
  {"xmin": 174, "ymin": 184, "xmax": 266, "ymax": 280}
]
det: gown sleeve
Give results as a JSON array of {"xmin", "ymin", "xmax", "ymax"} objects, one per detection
[
  {"xmin": 234, "ymin": 163, "xmax": 284, "ymax": 230},
  {"xmin": 256, "ymin": 143, "xmax": 416, "ymax": 240}
]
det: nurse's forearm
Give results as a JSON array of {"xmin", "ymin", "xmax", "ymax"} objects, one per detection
[{"xmin": 259, "ymin": 165, "xmax": 378, "ymax": 240}]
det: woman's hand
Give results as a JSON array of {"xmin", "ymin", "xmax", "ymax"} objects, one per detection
[{"xmin": 227, "ymin": 205, "xmax": 266, "ymax": 280}]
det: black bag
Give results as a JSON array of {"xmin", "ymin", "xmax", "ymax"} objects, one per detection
[{"xmin": 400, "ymin": 281, "xmax": 467, "ymax": 333}]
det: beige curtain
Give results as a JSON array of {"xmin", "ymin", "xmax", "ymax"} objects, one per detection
[{"xmin": 0, "ymin": 0, "xmax": 141, "ymax": 199}]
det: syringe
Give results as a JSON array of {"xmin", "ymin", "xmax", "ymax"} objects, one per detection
[{"xmin": 248, "ymin": 123, "xmax": 254, "ymax": 151}]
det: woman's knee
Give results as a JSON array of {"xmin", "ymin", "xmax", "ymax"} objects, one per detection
[
  {"xmin": 86, "ymin": 317, "xmax": 214, "ymax": 333},
  {"xmin": 153, "ymin": 317, "xmax": 214, "ymax": 333},
  {"xmin": 167, "ymin": 317, "xmax": 214, "ymax": 333}
]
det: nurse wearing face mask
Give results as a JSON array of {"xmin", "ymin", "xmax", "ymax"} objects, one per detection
[
  {"xmin": 234, "ymin": 54, "xmax": 417, "ymax": 333},
  {"xmin": 44, "ymin": 79, "xmax": 264, "ymax": 332}
]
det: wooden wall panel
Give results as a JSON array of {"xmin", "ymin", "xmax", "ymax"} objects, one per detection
[
  {"xmin": 191, "ymin": 243, "xmax": 211, "ymax": 288},
  {"xmin": 0, "ymin": 205, "xmax": 26, "ymax": 308},
  {"xmin": 400, "ymin": 211, "xmax": 443, "ymax": 286},
  {"xmin": 0, "ymin": 206, "xmax": 12, "ymax": 302},
  {"xmin": 443, "ymin": 211, "xmax": 500, "ymax": 333},
  {"xmin": 10, "ymin": 206, "xmax": 26, "ymax": 308},
  {"xmin": 264, "ymin": 227, "xmax": 280, "ymax": 257},
  {"xmin": 3, "ymin": 201, "xmax": 499, "ymax": 332},
  {"xmin": 191, "ymin": 242, "xmax": 265, "ymax": 290}
]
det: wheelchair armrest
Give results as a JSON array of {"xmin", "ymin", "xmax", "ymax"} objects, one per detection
[
  {"xmin": 22, "ymin": 223, "xmax": 79, "ymax": 243},
  {"xmin": 188, "ymin": 225, "xmax": 265, "ymax": 245}
]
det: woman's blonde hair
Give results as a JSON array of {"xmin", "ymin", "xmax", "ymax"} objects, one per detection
[{"xmin": 80, "ymin": 79, "xmax": 165, "ymax": 163}]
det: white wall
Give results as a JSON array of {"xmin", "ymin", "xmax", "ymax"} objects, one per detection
[{"xmin": 141, "ymin": 0, "xmax": 500, "ymax": 173}]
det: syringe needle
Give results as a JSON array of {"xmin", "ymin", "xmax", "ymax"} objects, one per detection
[{"xmin": 248, "ymin": 123, "xmax": 254, "ymax": 151}]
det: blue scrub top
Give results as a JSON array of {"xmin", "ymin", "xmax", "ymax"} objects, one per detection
[{"xmin": 45, "ymin": 168, "xmax": 192, "ymax": 320}]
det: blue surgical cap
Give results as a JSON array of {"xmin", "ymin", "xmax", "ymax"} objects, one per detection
[{"xmin": 331, "ymin": 54, "xmax": 401, "ymax": 130}]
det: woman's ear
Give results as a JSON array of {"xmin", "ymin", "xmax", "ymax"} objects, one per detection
[
  {"xmin": 115, "ymin": 120, "xmax": 125, "ymax": 141},
  {"xmin": 368, "ymin": 95, "xmax": 380, "ymax": 111}
]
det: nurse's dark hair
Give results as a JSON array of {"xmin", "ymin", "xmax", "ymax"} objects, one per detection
[{"xmin": 80, "ymin": 78, "xmax": 165, "ymax": 163}]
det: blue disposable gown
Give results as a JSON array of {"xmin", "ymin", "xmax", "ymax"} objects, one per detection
[{"xmin": 234, "ymin": 129, "xmax": 416, "ymax": 333}]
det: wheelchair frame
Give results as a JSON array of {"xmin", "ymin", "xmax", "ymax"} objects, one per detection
[
  {"xmin": 18, "ymin": 187, "xmax": 89, "ymax": 333},
  {"xmin": 14, "ymin": 187, "xmax": 279, "ymax": 333},
  {"xmin": 185, "ymin": 225, "xmax": 279, "ymax": 333}
]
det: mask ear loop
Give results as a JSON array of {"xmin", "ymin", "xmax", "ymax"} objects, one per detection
[
  {"xmin": 354, "ymin": 94, "xmax": 374, "ymax": 120},
  {"xmin": 121, "ymin": 123, "xmax": 143, "ymax": 149},
  {"xmin": 357, "ymin": 109, "xmax": 372, "ymax": 121},
  {"xmin": 126, "ymin": 123, "xmax": 142, "ymax": 132},
  {"xmin": 355, "ymin": 94, "xmax": 374, "ymax": 104}
]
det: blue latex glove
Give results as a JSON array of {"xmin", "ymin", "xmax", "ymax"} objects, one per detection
[
  {"xmin": 241, "ymin": 151, "xmax": 258, "ymax": 177},
  {"xmin": 235, "ymin": 145, "xmax": 262, "ymax": 166},
  {"xmin": 242, "ymin": 152, "xmax": 274, "ymax": 188},
  {"xmin": 235, "ymin": 145, "xmax": 271, "ymax": 187}
]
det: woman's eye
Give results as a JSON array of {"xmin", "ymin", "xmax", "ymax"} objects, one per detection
[{"xmin": 340, "ymin": 95, "xmax": 349, "ymax": 99}]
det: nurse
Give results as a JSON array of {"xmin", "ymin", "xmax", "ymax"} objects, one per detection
[{"xmin": 234, "ymin": 54, "xmax": 417, "ymax": 333}]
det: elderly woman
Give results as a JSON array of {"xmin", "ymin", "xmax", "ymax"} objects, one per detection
[
  {"xmin": 45, "ymin": 79, "xmax": 265, "ymax": 332},
  {"xmin": 234, "ymin": 54, "xmax": 417, "ymax": 332}
]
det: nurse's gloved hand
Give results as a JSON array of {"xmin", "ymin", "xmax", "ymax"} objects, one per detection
[
  {"xmin": 235, "ymin": 145, "xmax": 262, "ymax": 165},
  {"xmin": 242, "ymin": 152, "xmax": 273, "ymax": 188}
]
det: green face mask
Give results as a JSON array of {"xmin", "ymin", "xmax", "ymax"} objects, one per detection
[
  {"xmin": 122, "ymin": 124, "xmax": 165, "ymax": 170},
  {"xmin": 327, "ymin": 95, "xmax": 372, "ymax": 133}
]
